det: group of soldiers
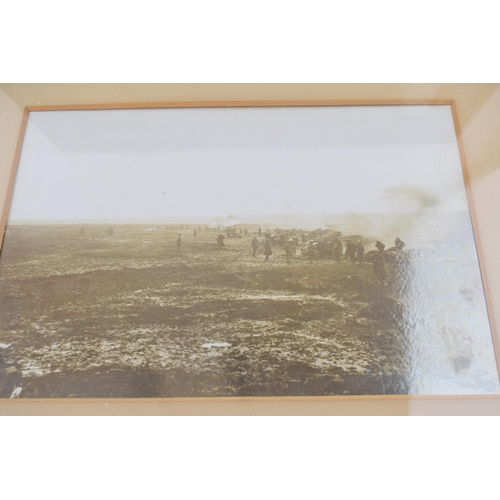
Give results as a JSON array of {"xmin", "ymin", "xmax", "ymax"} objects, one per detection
[
  {"xmin": 302, "ymin": 238, "xmax": 364, "ymax": 264},
  {"xmin": 252, "ymin": 233, "xmax": 405, "ymax": 284},
  {"xmin": 174, "ymin": 227, "xmax": 405, "ymax": 285},
  {"xmin": 344, "ymin": 240, "xmax": 365, "ymax": 264}
]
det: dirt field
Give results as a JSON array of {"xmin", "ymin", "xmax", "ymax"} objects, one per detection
[{"xmin": 0, "ymin": 224, "xmax": 411, "ymax": 397}]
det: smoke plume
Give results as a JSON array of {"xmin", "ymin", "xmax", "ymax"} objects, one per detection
[{"xmin": 383, "ymin": 184, "xmax": 440, "ymax": 213}]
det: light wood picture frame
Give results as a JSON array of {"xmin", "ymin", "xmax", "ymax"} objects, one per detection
[{"xmin": 0, "ymin": 100, "xmax": 498, "ymax": 410}]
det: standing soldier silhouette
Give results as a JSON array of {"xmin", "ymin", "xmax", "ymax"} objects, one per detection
[
  {"xmin": 355, "ymin": 241, "xmax": 365, "ymax": 265},
  {"xmin": 264, "ymin": 236, "xmax": 272, "ymax": 261},
  {"xmin": 373, "ymin": 241, "xmax": 387, "ymax": 284},
  {"xmin": 307, "ymin": 240, "xmax": 318, "ymax": 263},
  {"xmin": 284, "ymin": 239, "xmax": 297, "ymax": 263},
  {"xmin": 251, "ymin": 237, "xmax": 258, "ymax": 257},
  {"xmin": 333, "ymin": 238, "xmax": 343, "ymax": 263},
  {"xmin": 345, "ymin": 240, "xmax": 356, "ymax": 262}
]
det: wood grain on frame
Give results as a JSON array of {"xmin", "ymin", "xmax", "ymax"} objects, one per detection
[
  {"xmin": 0, "ymin": 107, "xmax": 29, "ymax": 250},
  {"xmin": 25, "ymin": 99, "xmax": 455, "ymax": 112},
  {"xmin": 450, "ymin": 101, "xmax": 500, "ymax": 380}
]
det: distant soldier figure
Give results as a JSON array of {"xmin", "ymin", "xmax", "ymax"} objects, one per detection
[
  {"xmin": 373, "ymin": 241, "xmax": 387, "ymax": 284},
  {"xmin": 107, "ymin": 227, "xmax": 114, "ymax": 237},
  {"xmin": 217, "ymin": 233, "xmax": 225, "ymax": 248},
  {"xmin": 395, "ymin": 237, "xmax": 405, "ymax": 252},
  {"xmin": 333, "ymin": 238, "xmax": 343, "ymax": 263},
  {"xmin": 327, "ymin": 239, "xmax": 335, "ymax": 259},
  {"xmin": 176, "ymin": 234, "xmax": 182, "ymax": 252},
  {"xmin": 264, "ymin": 236, "xmax": 272, "ymax": 261},
  {"xmin": 251, "ymin": 237, "xmax": 259, "ymax": 257},
  {"xmin": 284, "ymin": 239, "xmax": 297, "ymax": 263},
  {"xmin": 373, "ymin": 252, "xmax": 387, "ymax": 283},
  {"xmin": 258, "ymin": 227, "xmax": 262, "ymax": 237},
  {"xmin": 355, "ymin": 241, "xmax": 365, "ymax": 264},
  {"xmin": 345, "ymin": 240, "xmax": 356, "ymax": 262},
  {"xmin": 80, "ymin": 226, "xmax": 85, "ymax": 235},
  {"xmin": 193, "ymin": 228, "xmax": 197, "ymax": 237},
  {"xmin": 307, "ymin": 240, "xmax": 318, "ymax": 262}
]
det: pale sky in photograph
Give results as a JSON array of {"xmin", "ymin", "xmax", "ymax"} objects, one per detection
[{"xmin": 8, "ymin": 105, "xmax": 469, "ymax": 221}]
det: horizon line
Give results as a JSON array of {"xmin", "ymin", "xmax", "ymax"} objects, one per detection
[{"xmin": 6, "ymin": 210, "xmax": 469, "ymax": 225}]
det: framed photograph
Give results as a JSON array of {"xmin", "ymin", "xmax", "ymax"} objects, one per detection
[{"xmin": 1, "ymin": 100, "xmax": 499, "ymax": 400}]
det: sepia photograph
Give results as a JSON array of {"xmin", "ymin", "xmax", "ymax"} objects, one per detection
[{"xmin": 0, "ymin": 102, "xmax": 498, "ymax": 398}]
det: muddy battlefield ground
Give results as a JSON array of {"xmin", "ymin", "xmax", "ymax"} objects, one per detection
[{"xmin": 0, "ymin": 224, "xmax": 412, "ymax": 398}]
